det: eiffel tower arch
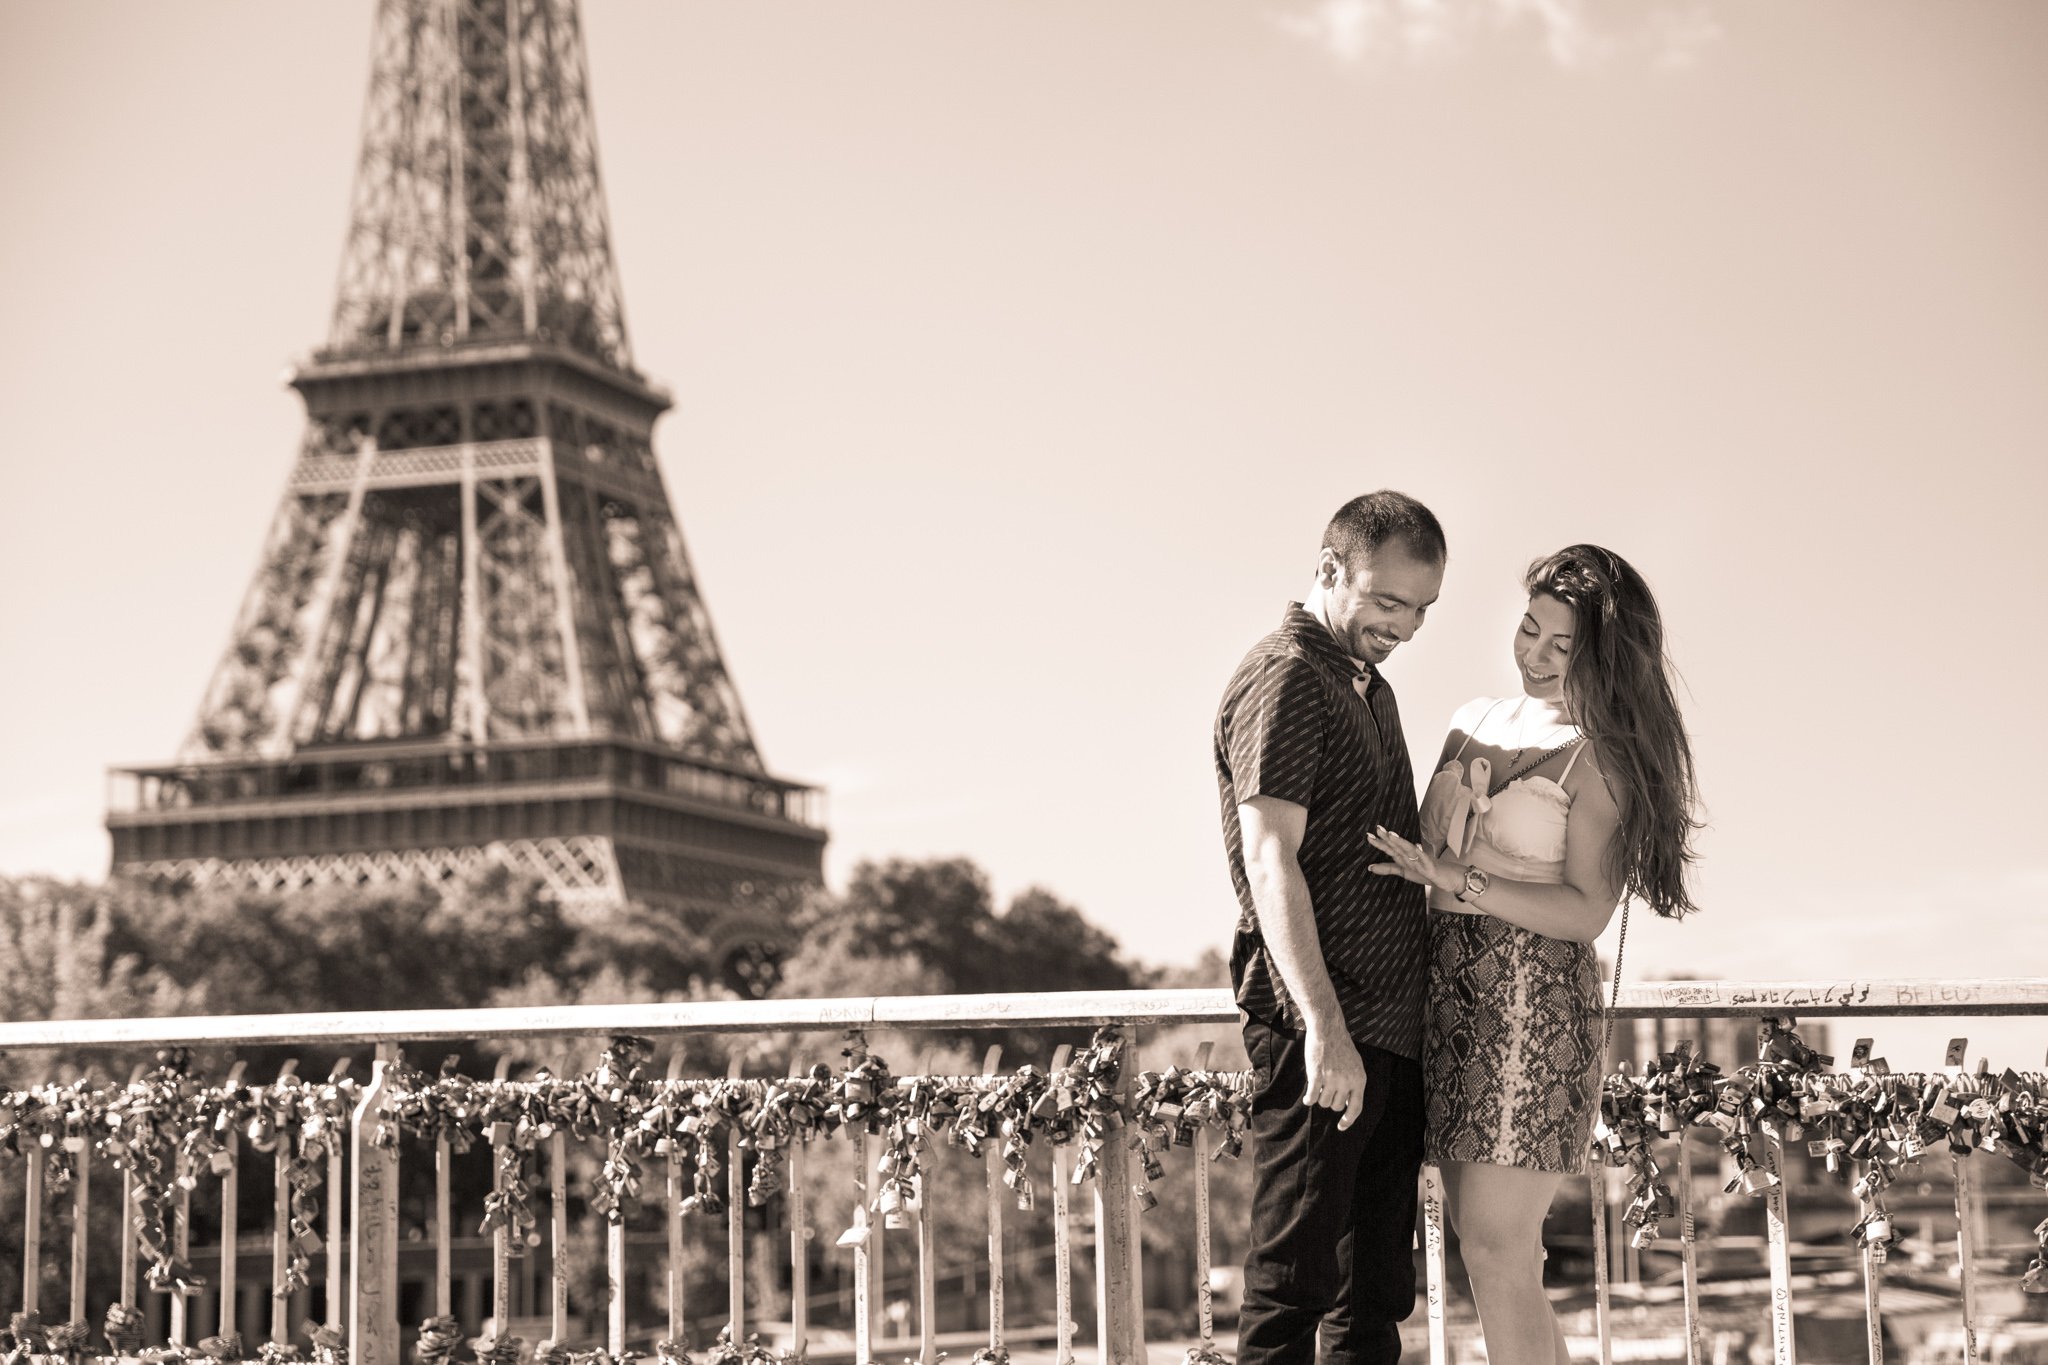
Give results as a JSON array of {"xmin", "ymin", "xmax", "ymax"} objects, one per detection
[{"xmin": 106, "ymin": 0, "xmax": 825, "ymax": 995}]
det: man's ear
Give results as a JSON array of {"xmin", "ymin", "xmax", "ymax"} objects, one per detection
[{"xmin": 1316, "ymin": 546, "xmax": 1342, "ymax": 587}]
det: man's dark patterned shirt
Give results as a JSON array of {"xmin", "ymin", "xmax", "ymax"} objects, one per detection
[{"xmin": 1214, "ymin": 603, "xmax": 1428, "ymax": 1060}]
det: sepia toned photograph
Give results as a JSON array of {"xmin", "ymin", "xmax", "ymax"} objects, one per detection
[{"xmin": 1, "ymin": 3, "xmax": 2044, "ymax": 1361}]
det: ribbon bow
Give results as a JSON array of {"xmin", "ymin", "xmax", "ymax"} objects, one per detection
[{"xmin": 1436, "ymin": 756, "xmax": 1491, "ymax": 858}]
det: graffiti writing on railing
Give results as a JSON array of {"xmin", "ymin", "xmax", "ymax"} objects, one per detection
[
  {"xmin": 1885, "ymin": 981, "xmax": 1990, "ymax": 1006},
  {"xmin": 1644, "ymin": 981, "xmax": 1875, "ymax": 1008},
  {"xmin": 1729, "ymin": 982, "xmax": 1874, "ymax": 1008},
  {"xmin": 1636, "ymin": 980, "xmax": 2005, "ymax": 1010}
]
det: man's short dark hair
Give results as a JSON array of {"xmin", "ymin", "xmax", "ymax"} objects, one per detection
[{"xmin": 1323, "ymin": 490, "xmax": 1446, "ymax": 568}]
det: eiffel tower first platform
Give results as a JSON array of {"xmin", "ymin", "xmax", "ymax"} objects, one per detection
[{"xmin": 106, "ymin": 0, "xmax": 826, "ymax": 987}]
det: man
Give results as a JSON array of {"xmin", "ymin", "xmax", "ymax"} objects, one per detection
[{"xmin": 1214, "ymin": 490, "xmax": 1446, "ymax": 1365}]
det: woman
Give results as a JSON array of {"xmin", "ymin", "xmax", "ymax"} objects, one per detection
[{"xmin": 1366, "ymin": 544, "xmax": 1700, "ymax": 1365}]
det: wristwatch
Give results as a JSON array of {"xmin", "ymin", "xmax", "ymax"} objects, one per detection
[{"xmin": 1455, "ymin": 865, "xmax": 1490, "ymax": 904}]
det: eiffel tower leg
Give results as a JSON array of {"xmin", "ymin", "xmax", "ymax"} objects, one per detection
[
  {"xmin": 536, "ymin": 448, "xmax": 591, "ymax": 732},
  {"xmin": 270, "ymin": 440, "xmax": 380, "ymax": 755},
  {"xmin": 569, "ymin": 479, "xmax": 652, "ymax": 738},
  {"xmin": 329, "ymin": 517, "xmax": 399, "ymax": 736},
  {"xmin": 619, "ymin": 503, "xmax": 759, "ymax": 767},
  {"xmin": 183, "ymin": 490, "xmax": 351, "ymax": 758},
  {"xmin": 298, "ymin": 508, "xmax": 400, "ymax": 744},
  {"xmin": 460, "ymin": 445, "xmax": 490, "ymax": 740},
  {"xmin": 471, "ymin": 475, "xmax": 549, "ymax": 734},
  {"xmin": 504, "ymin": 3, "xmax": 542, "ymax": 337},
  {"xmin": 443, "ymin": 0, "xmax": 472, "ymax": 338}
]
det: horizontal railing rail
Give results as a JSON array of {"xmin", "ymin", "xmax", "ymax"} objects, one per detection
[
  {"xmin": 11, "ymin": 979, "xmax": 2048, "ymax": 1053},
  {"xmin": 1, "ymin": 981, "xmax": 2043, "ymax": 1365},
  {"xmin": 0, "ymin": 989, "xmax": 1219, "ymax": 1051}
]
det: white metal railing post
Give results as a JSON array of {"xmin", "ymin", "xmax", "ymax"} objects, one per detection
[
  {"xmin": 982, "ymin": 1045, "xmax": 1007, "ymax": 1361},
  {"xmin": 787, "ymin": 1133, "xmax": 809, "ymax": 1361},
  {"xmin": 1678, "ymin": 1134, "xmax": 1703, "ymax": 1365},
  {"xmin": 1047, "ymin": 1043, "xmax": 1076, "ymax": 1365},
  {"xmin": 1126, "ymin": 1029, "xmax": 1147, "ymax": 1358},
  {"xmin": 1953, "ymin": 1142, "xmax": 1982, "ymax": 1361},
  {"xmin": 844, "ymin": 1030, "xmax": 879, "ymax": 1365},
  {"xmin": 272, "ymin": 1137, "xmax": 292, "ymax": 1343},
  {"xmin": 913, "ymin": 1129, "xmax": 937, "ymax": 1358},
  {"xmin": 349, "ymin": 1043, "xmax": 401, "ymax": 1365},
  {"xmin": 489, "ymin": 1056, "xmax": 516, "ymax": 1334},
  {"xmin": 607, "ymin": 1198, "xmax": 626, "ymax": 1354},
  {"xmin": 1944, "ymin": 1039, "xmax": 1982, "ymax": 1364},
  {"xmin": 1758, "ymin": 1023, "xmax": 1798, "ymax": 1365},
  {"xmin": 727, "ymin": 1075, "xmax": 746, "ymax": 1342},
  {"xmin": 435, "ymin": 1134, "xmax": 453, "ymax": 1318},
  {"xmin": 219, "ymin": 1062, "xmax": 245, "ymax": 1346},
  {"xmin": 1419, "ymin": 1161, "xmax": 1449, "ymax": 1365},
  {"xmin": 23, "ymin": 1138, "xmax": 43, "ymax": 1316},
  {"xmin": 1589, "ymin": 1163, "xmax": 1612, "ymax": 1365},
  {"xmin": 901, "ymin": 1045, "xmax": 937, "ymax": 1365},
  {"xmin": 170, "ymin": 1153, "xmax": 191, "ymax": 1347},
  {"xmin": 1190, "ymin": 1041, "xmax": 1219, "ymax": 1360},
  {"xmin": 120, "ymin": 1163, "xmax": 137, "ymax": 1309},
  {"xmin": 1852, "ymin": 1160, "xmax": 1887, "ymax": 1364},
  {"xmin": 1847, "ymin": 1038, "xmax": 1886, "ymax": 1365},
  {"xmin": 327, "ymin": 1060, "xmax": 349, "ymax": 1333},
  {"xmin": 550, "ymin": 1129, "xmax": 570, "ymax": 1343},
  {"xmin": 70, "ymin": 1131, "xmax": 91, "ymax": 1328},
  {"xmin": 663, "ymin": 1051, "xmax": 686, "ymax": 1351},
  {"xmin": 1093, "ymin": 1027, "xmax": 1142, "ymax": 1365},
  {"xmin": 663, "ymin": 1136, "xmax": 684, "ymax": 1346},
  {"xmin": 915, "ymin": 1153, "xmax": 936, "ymax": 1365},
  {"xmin": 491, "ymin": 1135, "xmax": 515, "ymax": 1331}
]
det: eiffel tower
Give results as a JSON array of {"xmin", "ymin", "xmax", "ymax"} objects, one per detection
[{"xmin": 106, "ymin": 0, "xmax": 825, "ymax": 992}]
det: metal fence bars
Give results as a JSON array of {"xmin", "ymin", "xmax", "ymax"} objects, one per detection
[{"xmin": 1, "ymin": 981, "xmax": 2046, "ymax": 1365}]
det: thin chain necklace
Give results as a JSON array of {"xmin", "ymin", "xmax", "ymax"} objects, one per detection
[{"xmin": 1503, "ymin": 695, "xmax": 1576, "ymax": 766}]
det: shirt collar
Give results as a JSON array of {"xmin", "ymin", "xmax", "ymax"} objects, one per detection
[{"xmin": 1282, "ymin": 602, "xmax": 1383, "ymax": 699}]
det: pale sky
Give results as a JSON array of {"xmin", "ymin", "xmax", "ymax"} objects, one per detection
[{"xmin": 2, "ymin": 2, "xmax": 2044, "ymax": 1066}]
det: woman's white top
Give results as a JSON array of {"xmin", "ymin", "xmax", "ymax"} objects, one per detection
[{"xmin": 1418, "ymin": 700, "xmax": 1584, "ymax": 910}]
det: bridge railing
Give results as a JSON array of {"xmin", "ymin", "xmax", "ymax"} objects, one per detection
[{"xmin": 1, "ymin": 981, "xmax": 2044, "ymax": 1365}]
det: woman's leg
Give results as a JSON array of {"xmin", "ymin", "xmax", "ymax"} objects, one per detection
[{"xmin": 1440, "ymin": 1160, "xmax": 1570, "ymax": 1365}]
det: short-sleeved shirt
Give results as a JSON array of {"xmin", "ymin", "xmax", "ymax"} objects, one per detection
[{"xmin": 1214, "ymin": 603, "xmax": 1428, "ymax": 1059}]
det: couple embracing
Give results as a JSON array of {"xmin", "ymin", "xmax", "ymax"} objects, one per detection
[{"xmin": 1215, "ymin": 491, "xmax": 1702, "ymax": 1365}]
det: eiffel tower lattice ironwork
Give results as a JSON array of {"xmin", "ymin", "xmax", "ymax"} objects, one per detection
[{"xmin": 107, "ymin": 0, "xmax": 825, "ymax": 992}]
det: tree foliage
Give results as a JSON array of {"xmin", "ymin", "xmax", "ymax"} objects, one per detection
[
  {"xmin": 2, "ymin": 854, "xmax": 1151, "ymax": 1082},
  {"xmin": 781, "ymin": 857, "xmax": 1138, "ymax": 996}
]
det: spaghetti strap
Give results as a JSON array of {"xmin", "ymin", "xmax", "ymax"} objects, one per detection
[
  {"xmin": 1452, "ymin": 698, "xmax": 1507, "ymax": 761},
  {"xmin": 1558, "ymin": 737, "xmax": 1588, "ymax": 783}
]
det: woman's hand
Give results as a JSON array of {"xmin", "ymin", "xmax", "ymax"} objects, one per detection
[{"xmin": 1367, "ymin": 826, "xmax": 1465, "ymax": 897}]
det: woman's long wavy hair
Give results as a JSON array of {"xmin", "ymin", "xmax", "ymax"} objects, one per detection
[{"xmin": 1528, "ymin": 545, "xmax": 1702, "ymax": 919}]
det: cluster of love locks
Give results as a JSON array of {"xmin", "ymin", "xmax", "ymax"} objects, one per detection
[
  {"xmin": 7, "ymin": 1017, "xmax": 2044, "ymax": 1365},
  {"xmin": 1593, "ymin": 1017, "xmax": 2048, "ymax": 1293},
  {"xmin": 0, "ymin": 1031, "xmax": 1253, "ymax": 1365}
]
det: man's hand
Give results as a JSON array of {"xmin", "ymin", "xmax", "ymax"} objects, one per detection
[
  {"xmin": 1238, "ymin": 796, "xmax": 1370, "ymax": 1131},
  {"xmin": 1302, "ymin": 1025, "xmax": 1368, "ymax": 1131}
]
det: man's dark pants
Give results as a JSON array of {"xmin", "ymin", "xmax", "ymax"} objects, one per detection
[{"xmin": 1238, "ymin": 1016, "xmax": 1425, "ymax": 1365}]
